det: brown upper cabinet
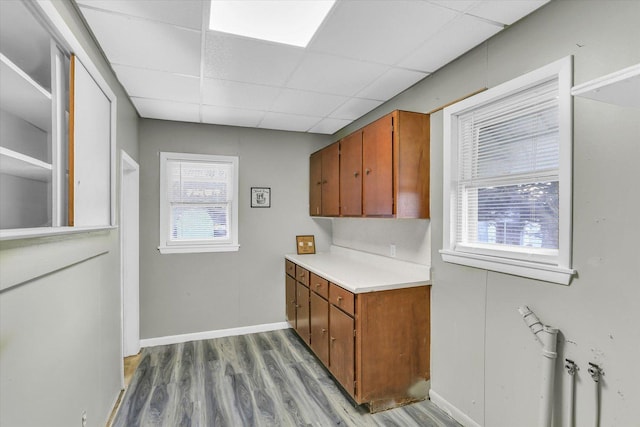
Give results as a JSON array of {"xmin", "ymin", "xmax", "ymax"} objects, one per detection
[
  {"xmin": 339, "ymin": 131, "xmax": 363, "ymax": 216},
  {"xmin": 309, "ymin": 142, "xmax": 340, "ymax": 216},
  {"xmin": 310, "ymin": 110, "xmax": 429, "ymax": 218}
]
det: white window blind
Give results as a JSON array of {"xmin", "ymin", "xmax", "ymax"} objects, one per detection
[
  {"xmin": 159, "ymin": 152, "xmax": 239, "ymax": 254},
  {"xmin": 167, "ymin": 160, "xmax": 232, "ymax": 242},
  {"xmin": 457, "ymin": 79, "xmax": 560, "ymax": 256},
  {"xmin": 441, "ymin": 56, "xmax": 574, "ymax": 285}
]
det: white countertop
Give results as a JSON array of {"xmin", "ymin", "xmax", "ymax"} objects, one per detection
[{"xmin": 285, "ymin": 245, "xmax": 431, "ymax": 294}]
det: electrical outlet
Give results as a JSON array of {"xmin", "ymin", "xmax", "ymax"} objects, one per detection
[
  {"xmin": 82, "ymin": 411, "xmax": 87, "ymax": 427},
  {"xmin": 390, "ymin": 244, "xmax": 396, "ymax": 257}
]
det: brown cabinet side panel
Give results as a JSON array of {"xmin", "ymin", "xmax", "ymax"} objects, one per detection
[
  {"xmin": 395, "ymin": 111, "xmax": 430, "ymax": 218},
  {"xmin": 362, "ymin": 114, "xmax": 393, "ymax": 216},
  {"xmin": 321, "ymin": 142, "xmax": 340, "ymax": 216},
  {"xmin": 329, "ymin": 305, "xmax": 355, "ymax": 396},
  {"xmin": 310, "ymin": 292, "xmax": 329, "ymax": 366},
  {"xmin": 296, "ymin": 282, "xmax": 311, "ymax": 345},
  {"xmin": 286, "ymin": 274, "xmax": 297, "ymax": 328},
  {"xmin": 355, "ymin": 286, "xmax": 430, "ymax": 404},
  {"xmin": 339, "ymin": 131, "xmax": 363, "ymax": 216},
  {"xmin": 309, "ymin": 151, "xmax": 323, "ymax": 216}
]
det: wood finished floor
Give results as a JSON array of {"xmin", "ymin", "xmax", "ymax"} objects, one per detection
[{"xmin": 113, "ymin": 329, "xmax": 460, "ymax": 427}]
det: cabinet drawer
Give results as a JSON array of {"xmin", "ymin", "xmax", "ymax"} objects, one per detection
[
  {"xmin": 310, "ymin": 273, "xmax": 329, "ymax": 299},
  {"xmin": 285, "ymin": 259, "xmax": 296, "ymax": 277},
  {"xmin": 329, "ymin": 283, "xmax": 355, "ymax": 317},
  {"xmin": 295, "ymin": 265, "xmax": 309, "ymax": 286}
]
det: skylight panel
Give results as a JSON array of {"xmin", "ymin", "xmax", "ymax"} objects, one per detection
[{"xmin": 209, "ymin": 0, "xmax": 336, "ymax": 48}]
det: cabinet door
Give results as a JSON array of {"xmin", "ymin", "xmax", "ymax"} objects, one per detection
[
  {"xmin": 329, "ymin": 305, "xmax": 355, "ymax": 396},
  {"xmin": 310, "ymin": 292, "xmax": 329, "ymax": 366},
  {"xmin": 321, "ymin": 142, "xmax": 340, "ymax": 216},
  {"xmin": 285, "ymin": 274, "xmax": 297, "ymax": 328},
  {"xmin": 296, "ymin": 282, "xmax": 310, "ymax": 345},
  {"xmin": 309, "ymin": 151, "xmax": 322, "ymax": 216},
  {"xmin": 339, "ymin": 131, "xmax": 363, "ymax": 216},
  {"xmin": 362, "ymin": 114, "xmax": 393, "ymax": 216}
]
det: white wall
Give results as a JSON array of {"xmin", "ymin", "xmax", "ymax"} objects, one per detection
[
  {"xmin": 332, "ymin": 218, "xmax": 430, "ymax": 265},
  {"xmin": 0, "ymin": 1, "xmax": 139, "ymax": 426},
  {"xmin": 335, "ymin": 1, "xmax": 640, "ymax": 426},
  {"xmin": 138, "ymin": 119, "xmax": 332, "ymax": 339}
]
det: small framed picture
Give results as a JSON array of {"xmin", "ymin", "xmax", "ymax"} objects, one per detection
[
  {"xmin": 251, "ymin": 187, "xmax": 271, "ymax": 208},
  {"xmin": 296, "ymin": 235, "xmax": 316, "ymax": 255}
]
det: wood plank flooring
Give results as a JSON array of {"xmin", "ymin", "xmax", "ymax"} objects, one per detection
[{"xmin": 113, "ymin": 329, "xmax": 460, "ymax": 427}]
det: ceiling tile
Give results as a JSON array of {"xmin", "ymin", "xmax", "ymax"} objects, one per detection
[
  {"xmin": 76, "ymin": 0, "xmax": 204, "ymax": 30},
  {"xmin": 131, "ymin": 98, "xmax": 200, "ymax": 123},
  {"xmin": 271, "ymin": 89, "xmax": 348, "ymax": 117},
  {"xmin": 329, "ymin": 98, "xmax": 384, "ymax": 121},
  {"xmin": 309, "ymin": 1, "xmax": 458, "ymax": 65},
  {"xmin": 398, "ymin": 14, "xmax": 502, "ymax": 73},
  {"xmin": 113, "ymin": 65, "xmax": 200, "ymax": 104},
  {"xmin": 79, "ymin": 7, "xmax": 200, "ymax": 75},
  {"xmin": 467, "ymin": 1, "xmax": 550, "ymax": 25},
  {"xmin": 286, "ymin": 53, "xmax": 387, "ymax": 96},
  {"xmin": 357, "ymin": 68, "xmax": 429, "ymax": 101},
  {"xmin": 204, "ymin": 32, "xmax": 304, "ymax": 86},
  {"xmin": 259, "ymin": 112, "xmax": 322, "ymax": 133},
  {"xmin": 201, "ymin": 105, "xmax": 264, "ymax": 128},
  {"xmin": 202, "ymin": 79, "xmax": 281, "ymax": 110},
  {"xmin": 308, "ymin": 117, "xmax": 352, "ymax": 135}
]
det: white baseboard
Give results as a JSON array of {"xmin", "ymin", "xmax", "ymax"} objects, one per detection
[
  {"xmin": 139, "ymin": 321, "xmax": 290, "ymax": 348},
  {"xmin": 429, "ymin": 389, "xmax": 483, "ymax": 427}
]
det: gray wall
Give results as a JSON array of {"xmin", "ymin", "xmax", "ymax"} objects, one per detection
[
  {"xmin": 0, "ymin": 1, "xmax": 139, "ymax": 426},
  {"xmin": 138, "ymin": 120, "xmax": 332, "ymax": 339},
  {"xmin": 337, "ymin": 1, "xmax": 640, "ymax": 426}
]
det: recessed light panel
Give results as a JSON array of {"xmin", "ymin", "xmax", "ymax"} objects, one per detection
[{"xmin": 209, "ymin": 0, "xmax": 335, "ymax": 47}]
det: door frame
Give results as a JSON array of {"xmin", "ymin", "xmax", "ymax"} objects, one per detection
[{"xmin": 120, "ymin": 149, "xmax": 140, "ymax": 386}]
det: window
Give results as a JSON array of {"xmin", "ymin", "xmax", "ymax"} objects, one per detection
[
  {"xmin": 159, "ymin": 152, "xmax": 239, "ymax": 254},
  {"xmin": 441, "ymin": 57, "xmax": 575, "ymax": 285}
]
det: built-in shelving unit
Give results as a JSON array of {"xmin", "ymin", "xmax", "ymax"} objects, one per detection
[
  {"xmin": 571, "ymin": 63, "xmax": 640, "ymax": 108},
  {"xmin": 0, "ymin": 0, "xmax": 64, "ymax": 230},
  {"xmin": 0, "ymin": 53, "xmax": 52, "ymax": 132},
  {"xmin": 0, "ymin": 147, "xmax": 52, "ymax": 182}
]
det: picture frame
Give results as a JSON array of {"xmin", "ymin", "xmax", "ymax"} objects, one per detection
[
  {"xmin": 296, "ymin": 235, "xmax": 316, "ymax": 255},
  {"xmin": 250, "ymin": 187, "xmax": 271, "ymax": 208}
]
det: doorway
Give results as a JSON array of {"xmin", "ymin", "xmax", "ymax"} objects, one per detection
[{"xmin": 120, "ymin": 150, "xmax": 140, "ymax": 369}]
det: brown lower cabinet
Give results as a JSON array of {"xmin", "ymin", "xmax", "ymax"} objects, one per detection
[
  {"xmin": 296, "ymin": 282, "xmax": 310, "ymax": 345},
  {"xmin": 310, "ymin": 292, "xmax": 329, "ymax": 366},
  {"xmin": 285, "ymin": 259, "xmax": 430, "ymax": 412}
]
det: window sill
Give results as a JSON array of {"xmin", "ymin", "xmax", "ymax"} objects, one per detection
[
  {"xmin": 439, "ymin": 249, "xmax": 575, "ymax": 285},
  {"xmin": 158, "ymin": 244, "xmax": 240, "ymax": 254}
]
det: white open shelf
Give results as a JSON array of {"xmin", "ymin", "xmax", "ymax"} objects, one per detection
[
  {"xmin": 0, "ymin": 53, "xmax": 52, "ymax": 131},
  {"xmin": 0, "ymin": 146, "xmax": 52, "ymax": 182},
  {"xmin": 571, "ymin": 63, "xmax": 640, "ymax": 108}
]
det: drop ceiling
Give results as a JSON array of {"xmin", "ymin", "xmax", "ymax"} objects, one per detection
[{"xmin": 75, "ymin": 0, "xmax": 549, "ymax": 134}]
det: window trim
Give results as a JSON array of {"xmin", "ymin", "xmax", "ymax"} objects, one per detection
[
  {"xmin": 158, "ymin": 152, "xmax": 239, "ymax": 254},
  {"xmin": 441, "ymin": 56, "xmax": 575, "ymax": 285}
]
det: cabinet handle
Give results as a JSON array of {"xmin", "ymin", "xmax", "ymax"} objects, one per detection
[
  {"xmin": 330, "ymin": 337, "xmax": 336, "ymax": 343},
  {"xmin": 337, "ymin": 296, "xmax": 343, "ymax": 302},
  {"xmin": 354, "ymin": 171, "xmax": 359, "ymax": 177},
  {"xmin": 365, "ymin": 168, "xmax": 371, "ymax": 175},
  {"xmin": 322, "ymin": 180, "xmax": 328, "ymax": 184},
  {"xmin": 321, "ymin": 328, "xmax": 327, "ymax": 333},
  {"xmin": 316, "ymin": 181, "xmax": 322, "ymax": 185},
  {"xmin": 315, "ymin": 283, "xmax": 320, "ymax": 289}
]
